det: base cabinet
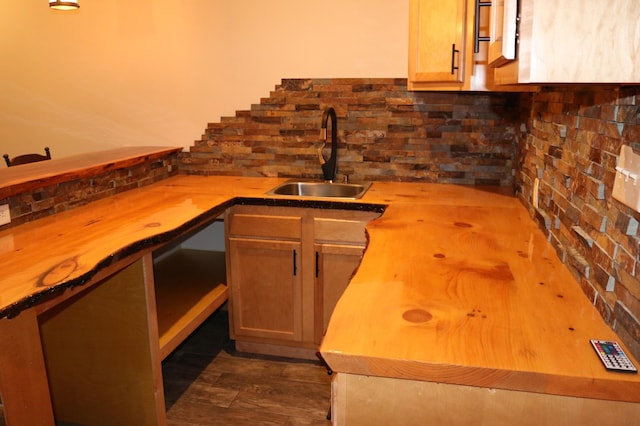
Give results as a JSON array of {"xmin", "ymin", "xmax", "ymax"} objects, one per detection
[
  {"xmin": 228, "ymin": 238, "xmax": 303, "ymax": 342},
  {"xmin": 315, "ymin": 243, "xmax": 364, "ymax": 338},
  {"xmin": 225, "ymin": 205, "xmax": 380, "ymax": 359}
]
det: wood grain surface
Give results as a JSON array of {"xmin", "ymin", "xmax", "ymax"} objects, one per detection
[
  {"xmin": 0, "ymin": 175, "xmax": 281, "ymax": 318},
  {"xmin": 321, "ymin": 182, "xmax": 640, "ymax": 402}
]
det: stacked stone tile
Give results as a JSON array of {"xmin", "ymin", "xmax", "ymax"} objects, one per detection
[
  {"xmin": 182, "ymin": 78, "xmax": 519, "ymax": 185},
  {"xmin": 518, "ymin": 86, "xmax": 640, "ymax": 359},
  {"xmin": 2, "ymin": 154, "xmax": 179, "ymax": 228}
]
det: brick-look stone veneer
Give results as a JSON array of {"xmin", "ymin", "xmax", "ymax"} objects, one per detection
[
  {"xmin": 517, "ymin": 86, "xmax": 640, "ymax": 360},
  {"xmin": 2, "ymin": 154, "xmax": 179, "ymax": 229},
  {"xmin": 181, "ymin": 78, "xmax": 520, "ymax": 185}
]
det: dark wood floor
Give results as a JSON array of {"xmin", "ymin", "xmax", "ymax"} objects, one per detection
[{"xmin": 162, "ymin": 305, "xmax": 333, "ymax": 425}]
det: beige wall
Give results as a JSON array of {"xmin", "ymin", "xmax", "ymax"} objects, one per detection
[{"xmin": 0, "ymin": 1, "xmax": 408, "ymax": 160}]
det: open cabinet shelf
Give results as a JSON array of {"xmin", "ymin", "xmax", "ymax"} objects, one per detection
[
  {"xmin": 153, "ymin": 248, "xmax": 228, "ymax": 360},
  {"xmin": 35, "ymin": 245, "xmax": 228, "ymax": 424}
]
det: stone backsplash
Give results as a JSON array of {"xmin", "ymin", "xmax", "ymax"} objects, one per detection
[
  {"xmin": 181, "ymin": 78, "xmax": 520, "ymax": 185},
  {"xmin": 517, "ymin": 86, "xmax": 640, "ymax": 359}
]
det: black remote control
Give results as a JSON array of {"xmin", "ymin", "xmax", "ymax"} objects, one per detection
[{"xmin": 590, "ymin": 339, "xmax": 637, "ymax": 373}]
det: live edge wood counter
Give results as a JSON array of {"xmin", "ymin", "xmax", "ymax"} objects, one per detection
[
  {"xmin": 0, "ymin": 175, "xmax": 284, "ymax": 426},
  {"xmin": 0, "ymin": 175, "xmax": 639, "ymax": 425},
  {"xmin": 320, "ymin": 182, "xmax": 640, "ymax": 425}
]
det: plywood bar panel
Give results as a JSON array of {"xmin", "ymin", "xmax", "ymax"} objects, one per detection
[
  {"xmin": 335, "ymin": 373, "xmax": 640, "ymax": 425},
  {"xmin": 39, "ymin": 256, "xmax": 165, "ymax": 426}
]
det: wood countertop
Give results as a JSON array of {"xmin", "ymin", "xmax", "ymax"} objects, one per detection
[
  {"xmin": 1, "ymin": 175, "xmax": 638, "ymax": 404},
  {"xmin": 0, "ymin": 146, "xmax": 182, "ymax": 199},
  {"xmin": 0, "ymin": 175, "xmax": 281, "ymax": 318},
  {"xmin": 322, "ymin": 182, "xmax": 640, "ymax": 404}
]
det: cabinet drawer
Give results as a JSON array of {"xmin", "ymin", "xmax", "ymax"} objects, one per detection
[
  {"xmin": 314, "ymin": 218, "xmax": 368, "ymax": 244},
  {"xmin": 228, "ymin": 213, "xmax": 302, "ymax": 239}
]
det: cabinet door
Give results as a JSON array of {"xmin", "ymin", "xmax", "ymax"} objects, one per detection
[
  {"xmin": 494, "ymin": 0, "xmax": 640, "ymax": 84},
  {"xmin": 409, "ymin": 0, "xmax": 468, "ymax": 88},
  {"xmin": 488, "ymin": 0, "xmax": 517, "ymax": 67},
  {"xmin": 228, "ymin": 238, "xmax": 303, "ymax": 342},
  {"xmin": 314, "ymin": 243, "xmax": 365, "ymax": 341}
]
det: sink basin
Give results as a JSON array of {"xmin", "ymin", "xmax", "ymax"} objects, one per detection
[{"xmin": 266, "ymin": 180, "xmax": 372, "ymax": 199}]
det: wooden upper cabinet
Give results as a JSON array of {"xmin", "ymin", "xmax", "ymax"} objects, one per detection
[
  {"xmin": 409, "ymin": 0, "xmax": 470, "ymax": 89},
  {"xmin": 408, "ymin": 0, "xmax": 525, "ymax": 91},
  {"xmin": 493, "ymin": 0, "xmax": 640, "ymax": 84}
]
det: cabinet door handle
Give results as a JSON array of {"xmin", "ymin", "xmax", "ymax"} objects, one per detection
[
  {"xmin": 293, "ymin": 249, "xmax": 297, "ymax": 276},
  {"xmin": 450, "ymin": 43, "xmax": 460, "ymax": 75},
  {"xmin": 474, "ymin": 0, "xmax": 492, "ymax": 53},
  {"xmin": 315, "ymin": 251, "xmax": 319, "ymax": 278}
]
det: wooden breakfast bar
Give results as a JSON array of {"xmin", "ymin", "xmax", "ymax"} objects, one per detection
[
  {"xmin": 1, "ymin": 152, "xmax": 639, "ymax": 425},
  {"xmin": 0, "ymin": 173, "xmax": 264, "ymax": 425}
]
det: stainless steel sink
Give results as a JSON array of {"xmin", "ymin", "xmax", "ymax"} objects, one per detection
[{"xmin": 266, "ymin": 180, "xmax": 372, "ymax": 199}]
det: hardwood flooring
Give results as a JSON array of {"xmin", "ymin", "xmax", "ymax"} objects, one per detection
[{"xmin": 162, "ymin": 305, "xmax": 333, "ymax": 425}]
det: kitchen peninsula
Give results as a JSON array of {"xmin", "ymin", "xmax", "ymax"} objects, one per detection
[{"xmin": 0, "ymin": 148, "xmax": 639, "ymax": 425}]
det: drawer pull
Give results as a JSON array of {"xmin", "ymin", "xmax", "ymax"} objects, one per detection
[{"xmin": 293, "ymin": 249, "xmax": 297, "ymax": 276}]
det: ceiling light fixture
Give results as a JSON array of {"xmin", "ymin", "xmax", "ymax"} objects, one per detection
[{"xmin": 49, "ymin": 0, "xmax": 79, "ymax": 10}]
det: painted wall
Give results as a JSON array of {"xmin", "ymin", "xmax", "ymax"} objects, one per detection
[{"xmin": 0, "ymin": 1, "xmax": 408, "ymax": 160}]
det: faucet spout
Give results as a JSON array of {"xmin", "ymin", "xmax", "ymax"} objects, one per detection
[{"xmin": 320, "ymin": 107, "xmax": 338, "ymax": 182}]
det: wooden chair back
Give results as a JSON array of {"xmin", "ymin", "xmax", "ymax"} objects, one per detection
[{"xmin": 4, "ymin": 147, "xmax": 52, "ymax": 167}]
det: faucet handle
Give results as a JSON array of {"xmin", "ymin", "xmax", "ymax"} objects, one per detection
[{"xmin": 317, "ymin": 145, "xmax": 326, "ymax": 165}]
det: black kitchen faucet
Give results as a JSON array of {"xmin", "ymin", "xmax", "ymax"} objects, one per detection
[{"xmin": 320, "ymin": 107, "xmax": 338, "ymax": 182}]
